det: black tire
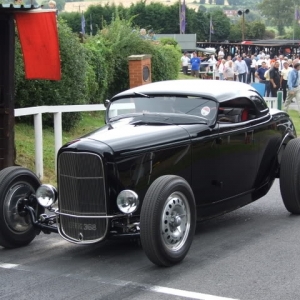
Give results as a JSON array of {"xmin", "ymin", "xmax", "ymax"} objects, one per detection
[
  {"xmin": 0, "ymin": 166, "xmax": 43, "ymax": 248},
  {"xmin": 280, "ymin": 138, "xmax": 300, "ymax": 214},
  {"xmin": 140, "ymin": 175, "xmax": 196, "ymax": 267}
]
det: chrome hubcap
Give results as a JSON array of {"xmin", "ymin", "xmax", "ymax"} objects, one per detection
[
  {"xmin": 4, "ymin": 183, "xmax": 34, "ymax": 233},
  {"xmin": 161, "ymin": 192, "xmax": 191, "ymax": 251}
]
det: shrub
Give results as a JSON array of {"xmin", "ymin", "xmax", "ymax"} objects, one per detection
[{"xmin": 85, "ymin": 17, "xmax": 182, "ymax": 99}]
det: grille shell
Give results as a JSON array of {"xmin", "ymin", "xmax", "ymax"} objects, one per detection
[{"xmin": 57, "ymin": 151, "xmax": 108, "ymax": 243}]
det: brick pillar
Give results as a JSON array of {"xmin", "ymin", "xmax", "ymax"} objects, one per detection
[{"xmin": 128, "ymin": 54, "xmax": 152, "ymax": 89}]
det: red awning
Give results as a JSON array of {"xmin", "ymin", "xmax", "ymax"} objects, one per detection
[
  {"xmin": 15, "ymin": 11, "xmax": 61, "ymax": 80},
  {"xmin": 241, "ymin": 41, "xmax": 253, "ymax": 45}
]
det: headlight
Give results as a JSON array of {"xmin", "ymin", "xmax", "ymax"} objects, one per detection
[
  {"xmin": 36, "ymin": 184, "xmax": 58, "ymax": 208},
  {"xmin": 117, "ymin": 190, "xmax": 139, "ymax": 214}
]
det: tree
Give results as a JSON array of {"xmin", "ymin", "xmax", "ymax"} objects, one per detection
[
  {"xmin": 194, "ymin": 9, "xmax": 209, "ymax": 41},
  {"xmin": 257, "ymin": 0, "xmax": 295, "ymax": 35},
  {"xmin": 58, "ymin": 12, "xmax": 81, "ymax": 33},
  {"xmin": 208, "ymin": 9, "xmax": 231, "ymax": 41},
  {"xmin": 199, "ymin": 5, "xmax": 207, "ymax": 12},
  {"xmin": 247, "ymin": 21, "xmax": 266, "ymax": 39}
]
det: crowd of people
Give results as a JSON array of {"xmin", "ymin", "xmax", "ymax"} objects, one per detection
[{"xmin": 181, "ymin": 49, "xmax": 300, "ymax": 114}]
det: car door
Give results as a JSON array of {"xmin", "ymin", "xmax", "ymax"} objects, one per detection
[
  {"xmin": 214, "ymin": 100, "xmax": 259, "ymax": 202},
  {"xmin": 215, "ymin": 121, "xmax": 257, "ymax": 201}
]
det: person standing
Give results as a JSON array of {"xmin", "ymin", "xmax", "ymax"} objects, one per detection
[
  {"xmin": 249, "ymin": 55, "xmax": 257, "ymax": 83},
  {"xmin": 48, "ymin": 0, "xmax": 56, "ymax": 8},
  {"xmin": 234, "ymin": 55, "xmax": 248, "ymax": 83},
  {"xmin": 147, "ymin": 29, "xmax": 157, "ymax": 41},
  {"xmin": 278, "ymin": 55, "xmax": 285, "ymax": 73},
  {"xmin": 265, "ymin": 55, "xmax": 271, "ymax": 68},
  {"xmin": 218, "ymin": 59, "xmax": 226, "ymax": 80},
  {"xmin": 48, "ymin": 0, "xmax": 58, "ymax": 15},
  {"xmin": 269, "ymin": 61, "xmax": 281, "ymax": 97},
  {"xmin": 244, "ymin": 54, "xmax": 252, "ymax": 83},
  {"xmin": 208, "ymin": 54, "xmax": 217, "ymax": 72},
  {"xmin": 255, "ymin": 62, "xmax": 269, "ymax": 96},
  {"xmin": 223, "ymin": 60, "xmax": 234, "ymax": 81},
  {"xmin": 218, "ymin": 47, "xmax": 224, "ymax": 58},
  {"xmin": 283, "ymin": 63, "xmax": 300, "ymax": 114},
  {"xmin": 280, "ymin": 61, "xmax": 292, "ymax": 102},
  {"xmin": 181, "ymin": 52, "xmax": 190, "ymax": 75},
  {"xmin": 190, "ymin": 52, "xmax": 201, "ymax": 78},
  {"xmin": 139, "ymin": 28, "xmax": 147, "ymax": 39},
  {"xmin": 256, "ymin": 55, "xmax": 265, "ymax": 70}
]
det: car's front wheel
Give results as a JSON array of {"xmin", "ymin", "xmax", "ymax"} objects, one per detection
[
  {"xmin": 0, "ymin": 167, "xmax": 43, "ymax": 248},
  {"xmin": 140, "ymin": 175, "xmax": 196, "ymax": 267},
  {"xmin": 280, "ymin": 138, "xmax": 300, "ymax": 214}
]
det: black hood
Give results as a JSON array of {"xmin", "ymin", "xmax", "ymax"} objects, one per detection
[{"xmin": 84, "ymin": 117, "xmax": 191, "ymax": 154}]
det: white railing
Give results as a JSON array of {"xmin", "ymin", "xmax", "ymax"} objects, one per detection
[
  {"xmin": 15, "ymin": 97, "xmax": 280, "ymax": 180},
  {"xmin": 15, "ymin": 104, "xmax": 106, "ymax": 179}
]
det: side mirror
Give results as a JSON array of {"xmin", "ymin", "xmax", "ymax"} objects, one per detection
[{"xmin": 104, "ymin": 99, "xmax": 110, "ymax": 108}]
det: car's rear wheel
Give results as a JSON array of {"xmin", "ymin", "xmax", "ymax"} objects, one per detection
[
  {"xmin": 140, "ymin": 175, "xmax": 196, "ymax": 267},
  {"xmin": 0, "ymin": 167, "xmax": 43, "ymax": 248},
  {"xmin": 280, "ymin": 138, "xmax": 300, "ymax": 214}
]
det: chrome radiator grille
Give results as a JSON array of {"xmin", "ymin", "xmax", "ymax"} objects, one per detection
[{"xmin": 58, "ymin": 152, "xmax": 108, "ymax": 243}]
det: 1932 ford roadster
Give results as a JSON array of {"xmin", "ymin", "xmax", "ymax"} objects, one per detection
[{"xmin": 0, "ymin": 80, "xmax": 299, "ymax": 267}]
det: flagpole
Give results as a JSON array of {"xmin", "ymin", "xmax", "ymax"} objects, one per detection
[
  {"xmin": 209, "ymin": 15, "xmax": 212, "ymax": 43},
  {"xmin": 90, "ymin": 14, "xmax": 93, "ymax": 36},
  {"xmin": 294, "ymin": 6, "xmax": 296, "ymax": 45},
  {"xmin": 179, "ymin": 0, "xmax": 181, "ymax": 34}
]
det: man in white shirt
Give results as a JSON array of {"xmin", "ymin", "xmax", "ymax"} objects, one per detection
[
  {"xmin": 234, "ymin": 55, "xmax": 248, "ymax": 83},
  {"xmin": 280, "ymin": 61, "xmax": 293, "ymax": 102},
  {"xmin": 278, "ymin": 55, "xmax": 285, "ymax": 73},
  {"xmin": 207, "ymin": 54, "xmax": 217, "ymax": 72},
  {"xmin": 218, "ymin": 47, "xmax": 224, "ymax": 58},
  {"xmin": 265, "ymin": 55, "xmax": 271, "ymax": 68},
  {"xmin": 181, "ymin": 52, "xmax": 190, "ymax": 75}
]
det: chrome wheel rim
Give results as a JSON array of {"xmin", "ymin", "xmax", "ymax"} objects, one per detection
[
  {"xmin": 3, "ymin": 182, "xmax": 34, "ymax": 233},
  {"xmin": 161, "ymin": 191, "xmax": 191, "ymax": 251}
]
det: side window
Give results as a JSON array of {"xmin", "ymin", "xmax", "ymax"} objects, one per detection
[
  {"xmin": 250, "ymin": 96, "xmax": 269, "ymax": 113},
  {"xmin": 218, "ymin": 98, "xmax": 257, "ymax": 123}
]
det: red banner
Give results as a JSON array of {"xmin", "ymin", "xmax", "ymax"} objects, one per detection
[{"xmin": 15, "ymin": 11, "xmax": 61, "ymax": 80}]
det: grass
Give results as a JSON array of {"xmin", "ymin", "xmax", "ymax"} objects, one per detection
[
  {"xmin": 288, "ymin": 110, "xmax": 300, "ymax": 135},
  {"xmin": 14, "ymin": 102, "xmax": 300, "ymax": 185},
  {"xmin": 178, "ymin": 73, "xmax": 200, "ymax": 80}
]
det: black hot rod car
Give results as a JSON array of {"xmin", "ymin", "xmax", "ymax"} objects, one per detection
[{"xmin": 0, "ymin": 80, "xmax": 299, "ymax": 267}]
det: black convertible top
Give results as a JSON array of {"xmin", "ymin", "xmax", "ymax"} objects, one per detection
[{"xmin": 112, "ymin": 80, "xmax": 258, "ymax": 103}]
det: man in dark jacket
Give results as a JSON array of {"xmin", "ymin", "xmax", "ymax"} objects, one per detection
[
  {"xmin": 244, "ymin": 54, "xmax": 252, "ymax": 83},
  {"xmin": 269, "ymin": 61, "xmax": 281, "ymax": 97}
]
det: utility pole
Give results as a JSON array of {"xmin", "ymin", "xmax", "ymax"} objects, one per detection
[{"xmin": 237, "ymin": 9, "xmax": 250, "ymax": 41}]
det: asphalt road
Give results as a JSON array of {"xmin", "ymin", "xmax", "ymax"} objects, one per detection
[{"xmin": 1, "ymin": 179, "xmax": 300, "ymax": 300}]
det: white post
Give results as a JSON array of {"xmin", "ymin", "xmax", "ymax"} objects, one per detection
[
  {"xmin": 34, "ymin": 113, "xmax": 43, "ymax": 180},
  {"xmin": 54, "ymin": 112, "xmax": 62, "ymax": 175}
]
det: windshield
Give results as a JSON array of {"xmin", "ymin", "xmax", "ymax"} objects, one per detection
[{"xmin": 108, "ymin": 96, "xmax": 217, "ymax": 123}]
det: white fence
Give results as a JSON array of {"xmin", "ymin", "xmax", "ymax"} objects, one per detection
[
  {"xmin": 15, "ymin": 97, "xmax": 279, "ymax": 180},
  {"xmin": 15, "ymin": 104, "xmax": 106, "ymax": 179}
]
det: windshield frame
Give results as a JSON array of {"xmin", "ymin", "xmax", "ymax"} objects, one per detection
[{"xmin": 106, "ymin": 94, "xmax": 218, "ymax": 126}]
